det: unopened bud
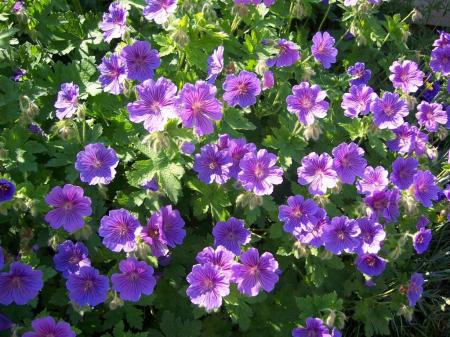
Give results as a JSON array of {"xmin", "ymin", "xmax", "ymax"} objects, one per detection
[{"xmin": 304, "ymin": 123, "xmax": 322, "ymax": 141}]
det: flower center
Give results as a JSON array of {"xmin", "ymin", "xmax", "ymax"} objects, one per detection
[
  {"xmin": 192, "ymin": 101, "xmax": 203, "ymax": 115},
  {"xmin": 254, "ymin": 163, "xmax": 265, "ymax": 179},
  {"xmin": 148, "ymin": 227, "xmax": 159, "ymax": 238},
  {"xmin": 365, "ymin": 256, "xmax": 376, "ymax": 266},
  {"xmin": 63, "ymin": 201, "xmax": 74, "ymax": 210},
  {"xmin": 11, "ymin": 276, "xmax": 22, "ymax": 288},
  {"xmin": 202, "ymin": 277, "xmax": 215, "ymax": 291},
  {"xmin": 340, "ymin": 155, "xmax": 350, "ymax": 168},
  {"xmin": 292, "ymin": 206, "xmax": 303, "ymax": 218},
  {"xmin": 307, "ymin": 330, "xmax": 318, "ymax": 337},
  {"xmin": 151, "ymin": 101, "xmax": 161, "ymax": 112},
  {"xmin": 363, "ymin": 232, "xmax": 372, "ymax": 242},
  {"xmin": 209, "ymin": 161, "xmax": 218, "ymax": 170},
  {"xmin": 129, "ymin": 272, "xmax": 139, "ymax": 281},
  {"xmin": 383, "ymin": 104, "xmax": 395, "ymax": 116},
  {"xmin": 373, "ymin": 198, "xmax": 387, "ymax": 210},
  {"xmin": 426, "ymin": 112, "xmax": 434, "ymax": 120},
  {"xmin": 117, "ymin": 222, "xmax": 129, "ymax": 236},
  {"xmin": 92, "ymin": 158, "xmax": 102, "ymax": 169},
  {"xmin": 248, "ymin": 264, "xmax": 259, "ymax": 276},
  {"xmin": 337, "ymin": 231, "xmax": 346, "ymax": 241},
  {"xmin": 416, "ymin": 234, "xmax": 424, "ymax": 244},
  {"xmin": 237, "ymin": 83, "xmax": 248, "ymax": 95},
  {"xmin": 300, "ymin": 96, "xmax": 313, "ymax": 109},
  {"xmin": 69, "ymin": 255, "xmax": 81, "ymax": 264},
  {"xmin": 0, "ymin": 183, "xmax": 8, "ymax": 192},
  {"xmin": 84, "ymin": 279, "xmax": 94, "ymax": 291}
]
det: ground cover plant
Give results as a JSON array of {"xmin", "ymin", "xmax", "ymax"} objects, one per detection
[{"xmin": 0, "ymin": 0, "xmax": 450, "ymax": 336}]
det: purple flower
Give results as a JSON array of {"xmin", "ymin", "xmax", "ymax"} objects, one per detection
[
  {"xmin": 23, "ymin": 316, "xmax": 75, "ymax": 337},
  {"xmin": 407, "ymin": 272, "xmax": 424, "ymax": 307},
  {"xmin": 286, "ymin": 82, "xmax": 329, "ymax": 125},
  {"xmin": 341, "ymin": 85, "xmax": 376, "ymax": 118},
  {"xmin": 356, "ymin": 166, "xmax": 389, "ymax": 195},
  {"xmin": 0, "ymin": 314, "xmax": 12, "ymax": 331},
  {"xmin": 99, "ymin": 209, "xmax": 141, "ymax": 252},
  {"xmin": 142, "ymin": 177, "xmax": 159, "ymax": 191},
  {"xmin": 0, "ymin": 178, "xmax": 15, "ymax": 202},
  {"xmin": 356, "ymin": 218, "xmax": 386, "ymax": 254},
  {"xmin": 292, "ymin": 317, "xmax": 331, "ymax": 337},
  {"xmin": 127, "ymin": 77, "xmax": 177, "ymax": 133},
  {"xmin": 28, "ymin": 123, "xmax": 46, "ymax": 138},
  {"xmin": 355, "ymin": 253, "xmax": 386, "ymax": 276},
  {"xmin": 347, "ymin": 62, "xmax": 371, "ymax": 86},
  {"xmin": 181, "ymin": 141, "xmax": 195, "ymax": 154},
  {"xmin": 11, "ymin": 67, "xmax": 26, "ymax": 81},
  {"xmin": 227, "ymin": 138, "xmax": 256, "ymax": 179},
  {"xmin": 331, "ymin": 328, "xmax": 342, "ymax": 337},
  {"xmin": 53, "ymin": 240, "xmax": 91, "ymax": 278},
  {"xmin": 151, "ymin": 205, "xmax": 185, "ymax": 249},
  {"xmin": 332, "ymin": 142, "xmax": 367, "ymax": 184},
  {"xmin": 238, "ymin": 149, "xmax": 283, "ymax": 196},
  {"xmin": 0, "ymin": 262, "xmax": 43, "ymax": 305},
  {"xmin": 193, "ymin": 144, "xmax": 232, "ymax": 185},
  {"xmin": 12, "ymin": 1, "xmax": 24, "ymax": 13},
  {"xmin": 206, "ymin": 46, "xmax": 224, "ymax": 83},
  {"xmin": 112, "ymin": 257, "xmax": 156, "ymax": 302},
  {"xmin": 430, "ymin": 46, "xmax": 450, "ymax": 75},
  {"xmin": 98, "ymin": 53, "xmax": 127, "ymax": 95},
  {"xmin": 186, "ymin": 263, "xmax": 230, "ymax": 312},
  {"xmin": 177, "ymin": 81, "xmax": 222, "ymax": 136},
  {"xmin": 262, "ymin": 70, "xmax": 275, "ymax": 90},
  {"xmin": 416, "ymin": 215, "xmax": 430, "ymax": 230},
  {"xmin": 278, "ymin": 195, "xmax": 319, "ymax": 233},
  {"xmin": 420, "ymin": 75, "xmax": 441, "ymax": 102},
  {"xmin": 66, "ymin": 266, "xmax": 109, "ymax": 306},
  {"xmin": 433, "ymin": 30, "xmax": 450, "ymax": 49},
  {"xmin": 387, "ymin": 123, "xmax": 428, "ymax": 156},
  {"xmin": 75, "ymin": 143, "xmax": 119, "ymax": 185},
  {"xmin": 223, "ymin": 71, "xmax": 261, "ymax": 108},
  {"xmin": 140, "ymin": 214, "xmax": 168, "ymax": 258},
  {"xmin": 267, "ymin": 39, "xmax": 300, "ymax": 68},
  {"xmin": 294, "ymin": 208, "xmax": 328, "ymax": 248},
  {"xmin": 311, "ymin": 31, "xmax": 337, "ymax": 69},
  {"xmin": 196, "ymin": 246, "xmax": 236, "ymax": 276},
  {"xmin": 412, "ymin": 170, "xmax": 440, "ymax": 207},
  {"xmin": 212, "ymin": 218, "xmax": 250, "ymax": 255},
  {"xmin": 389, "ymin": 60, "xmax": 424, "ymax": 93},
  {"xmin": 121, "ymin": 40, "xmax": 160, "ymax": 82},
  {"xmin": 0, "ymin": 247, "xmax": 3, "ymax": 270},
  {"xmin": 231, "ymin": 247, "xmax": 279, "ymax": 296},
  {"xmin": 143, "ymin": 0, "xmax": 177, "ymax": 25},
  {"xmin": 390, "ymin": 157, "xmax": 418, "ymax": 190},
  {"xmin": 99, "ymin": 2, "xmax": 128, "ymax": 43},
  {"xmin": 44, "ymin": 184, "xmax": 92, "ymax": 233},
  {"xmin": 323, "ymin": 216, "xmax": 361, "ymax": 255},
  {"xmin": 413, "ymin": 227, "xmax": 432, "ymax": 255},
  {"xmin": 364, "ymin": 189, "xmax": 400, "ymax": 223},
  {"xmin": 54, "ymin": 82, "xmax": 79, "ymax": 120},
  {"xmin": 415, "ymin": 101, "xmax": 447, "ymax": 132},
  {"xmin": 371, "ymin": 92, "xmax": 409, "ymax": 129},
  {"xmin": 297, "ymin": 152, "xmax": 337, "ymax": 195}
]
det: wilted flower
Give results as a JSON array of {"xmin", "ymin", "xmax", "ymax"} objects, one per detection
[
  {"xmin": 127, "ymin": 77, "xmax": 177, "ymax": 133},
  {"xmin": 286, "ymin": 82, "xmax": 329, "ymax": 125},
  {"xmin": 66, "ymin": 266, "xmax": 109, "ymax": 306},
  {"xmin": 144, "ymin": 0, "xmax": 177, "ymax": 25},
  {"xmin": 177, "ymin": 81, "xmax": 222, "ymax": 136},
  {"xmin": 212, "ymin": 218, "xmax": 250, "ymax": 255},
  {"xmin": 112, "ymin": 257, "xmax": 156, "ymax": 302},
  {"xmin": 99, "ymin": 1, "xmax": 128, "ymax": 43},
  {"xmin": 415, "ymin": 101, "xmax": 447, "ymax": 132},
  {"xmin": 23, "ymin": 316, "xmax": 75, "ymax": 337},
  {"xmin": 11, "ymin": 67, "xmax": 26, "ymax": 81},
  {"xmin": 75, "ymin": 143, "xmax": 119, "ymax": 185},
  {"xmin": 142, "ymin": 177, "xmax": 159, "ymax": 191},
  {"xmin": 266, "ymin": 39, "xmax": 300, "ymax": 68},
  {"xmin": 44, "ymin": 184, "xmax": 92, "ymax": 233},
  {"xmin": 121, "ymin": 40, "xmax": 160, "ymax": 82},
  {"xmin": 181, "ymin": 141, "xmax": 195, "ymax": 154},
  {"xmin": 231, "ymin": 247, "xmax": 279, "ymax": 296},
  {"xmin": 387, "ymin": 123, "xmax": 428, "ymax": 156},
  {"xmin": 371, "ymin": 92, "xmax": 409, "ymax": 130},
  {"xmin": 223, "ymin": 71, "xmax": 261, "ymax": 108},
  {"xmin": 389, "ymin": 60, "xmax": 424, "ymax": 93},
  {"xmin": 311, "ymin": 31, "xmax": 338, "ymax": 69},
  {"xmin": 238, "ymin": 149, "xmax": 283, "ymax": 196},
  {"xmin": 227, "ymin": 138, "xmax": 256, "ymax": 178},
  {"xmin": 98, "ymin": 53, "xmax": 127, "ymax": 95},
  {"xmin": 99, "ymin": 209, "xmax": 141, "ymax": 252},
  {"xmin": 0, "ymin": 262, "xmax": 43, "ymax": 305}
]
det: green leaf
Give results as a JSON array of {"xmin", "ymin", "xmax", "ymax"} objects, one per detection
[
  {"xmin": 160, "ymin": 311, "xmax": 201, "ymax": 337},
  {"xmin": 354, "ymin": 299, "xmax": 392, "ymax": 337},
  {"xmin": 157, "ymin": 162, "xmax": 185, "ymax": 203},
  {"xmin": 223, "ymin": 108, "xmax": 256, "ymax": 131},
  {"xmin": 224, "ymin": 288, "xmax": 253, "ymax": 331},
  {"xmin": 125, "ymin": 304, "xmax": 144, "ymax": 330}
]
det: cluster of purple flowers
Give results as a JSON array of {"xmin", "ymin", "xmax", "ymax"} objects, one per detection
[
  {"xmin": 23, "ymin": 316, "xmax": 76, "ymax": 337},
  {"xmin": 292, "ymin": 317, "xmax": 341, "ymax": 337},
  {"xmin": 430, "ymin": 31, "xmax": 450, "ymax": 76},
  {"xmin": 193, "ymin": 134, "xmax": 283, "ymax": 196}
]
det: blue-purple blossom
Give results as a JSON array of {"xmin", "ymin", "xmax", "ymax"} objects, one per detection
[
  {"xmin": 0, "ymin": 262, "xmax": 43, "ymax": 305},
  {"xmin": 75, "ymin": 143, "xmax": 119, "ymax": 185},
  {"xmin": 292, "ymin": 317, "xmax": 331, "ymax": 337},
  {"xmin": 407, "ymin": 273, "xmax": 424, "ymax": 307},
  {"xmin": 212, "ymin": 217, "xmax": 250, "ymax": 255},
  {"xmin": 416, "ymin": 101, "xmax": 447, "ymax": 132},
  {"xmin": 413, "ymin": 227, "xmax": 432, "ymax": 254},
  {"xmin": 127, "ymin": 77, "xmax": 177, "ymax": 133},
  {"xmin": 0, "ymin": 314, "xmax": 12, "ymax": 331},
  {"xmin": 323, "ymin": 216, "xmax": 361, "ymax": 255},
  {"xmin": 54, "ymin": 82, "xmax": 79, "ymax": 120},
  {"xmin": 53, "ymin": 240, "xmax": 91, "ymax": 278},
  {"xmin": 206, "ymin": 46, "xmax": 224, "ymax": 83},
  {"xmin": 196, "ymin": 246, "xmax": 236, "ymax": 276},
  {"xmin": 371, "ymin": 92, "xmax": 409, "ymax": 129},
  {"xmin": 355, "ymin": 253, "xmax": 387, "ymax": 276},
  {"xmin": 389, "ymin": 60, "xmax": 424, "ymax": 93},
  {"xmin": 193, "ymin": 144, "xmax": 232, "ymax": 185},
  {"xmin": 143, "ymin": 0, "xmax": 177, "ymax": 25},
  {"xmin": 341, "ymin": 85, "xmax": 376, "ymax": 118},
  {"xmin": 356, "ymin": 218, "xmax": 386, "ymax": 255},
  {"xmin": 348, "ymin": 62, "xmax": 371, "ymax": 86},
  {"xmin": 364, "ymin": 189, "xmax": 400, "ymax": 223},
  {"xmin": 231, "ymin": 247, "xmax": 279, "ymax": 297},
  {"xmin": 0, "ymin": 247, "xmax": 3, "ymax": 270},
  {"xmin": 412, "ymin": 170, "xmax": 440, "ymax": 207},
  {"xmin": 332, "ymin": 142, "xmax": 367, "ymax": 184},
  {"xmin": 387, "ymin": 123, "xmax": 428, "ymax": 156},
  {"xmin": 177, "ymin": 81, "xmax": 222, "ymax": 136},
  {"xmin": 121, "ymin": 40, "xmax": 160, "ymax": 82},
  {"xmin": 227, "ymin": 138, "xmax": 256, "ymax": 178},
  {"xmin": 356, "ymin": 166, "xmax": 389, "ymax": 195},
  {"xmin": 112, "ymin": 257, "xmax": 156, "ymax": 302},
  {"xmin": 99, "ymin": 209, "xmax": 141, "ymax": 252},
  {"xmin": 23, "ymin": 316, "xmax": 75, "ymax": 337},
  {"xmin": 98, "ymin": 53, "xmax": 127, "ymax": 95},
  {"xmin": 238, "ymin": 149, "xmax": 283, "ymax": 196},
  {"xmin": 297, "ymin": 152, "xmax": 338, "ymax": 195},
  {"xmin": 430, "ymin": 46, "xmax": 450, "ymax": 75},
  {"xmin": 390, "ymin": 157, "xmax": 418, "ymax": 190},
  {"xmin": 142, "ymin": 177, "xmax": 159, "ymax": 191},
  {"xmin": 311, "ymin": 31, "xmax": 337, "ymax": 69},
  {"xmin": 45, "ymin": 184, "xmax": 92, "ymax": 233},
  {"xmin": 99, "ymin": 2, "xmax": 127, "ymax": 43},
  {"xmin": 0, "ymin": 179, "xmax": 15, "ymax": 202},
  {"xmin": 286, "ymin": 82, "xmax": 329, "ymax": 125},
  {"xmin": 223, "ymin": 71, "xmax": 261, "ymax": 108},
  {"xmin": 11, "ymin": 68, "xmax": 26, "ymax": 81},
  {"xmin": 66, "ymin": 266, "xmax": 109, "ymax": 306},
  {"xmin": 266, "ymin": 39, "xmax": 300, "ymax": 68},
  {"xmin": 186, "ymin": 263, "xmax": 230, "ymax": 312},
  {"xmin": 294, "ymin": 208, "xmax": 328, "ymax": 248},
  {"xmin": 278, "ymin": 195, "xmax": 319, "ymax": 234},
  {"xmin": 262, "ymin": 70, "xmax": 275, "ymax": 90}
]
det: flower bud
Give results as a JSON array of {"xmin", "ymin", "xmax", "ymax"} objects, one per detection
[{"xmin": 304, "ymin": 123, "xmax": 322, "ymax": 141}]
